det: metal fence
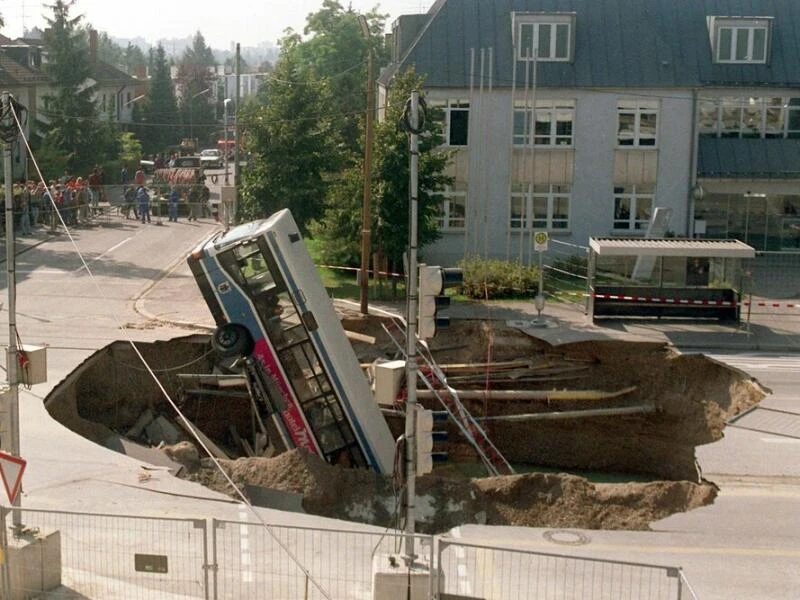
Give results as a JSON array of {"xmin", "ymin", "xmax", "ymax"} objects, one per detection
[
  {"xmin": 744, "ymin": 251, "xmax": 800, "ymax": 302},
  {"xmin": 436, "ymin": 538, "xmax": 696, "ymax": 600},
  {"xmin": 0, "ymin": 506, "xmax": 695, "ymax": 600}
]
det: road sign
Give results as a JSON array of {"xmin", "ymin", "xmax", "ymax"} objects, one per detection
[
  {"xmin": 534, "ymin": 231, "xmax": 549, "ymax": 252},
  {"xmin": 0, "ymin": 451, "xmax": 26, "ymax": 504}
]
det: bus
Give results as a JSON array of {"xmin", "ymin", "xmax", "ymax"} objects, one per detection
[{"xmin": 187, "ymin": 209, "xmax": 395, "ymax": 474}]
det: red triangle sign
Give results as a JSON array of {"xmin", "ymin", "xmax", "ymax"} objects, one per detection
[{"xmin": 0, "ymin": 451, "xmax": 26, "ymax": 504}]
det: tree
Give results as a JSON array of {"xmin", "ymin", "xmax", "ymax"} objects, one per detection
[
  {"xmin": 311, "ymin": 68, "xmax": 452, "ymax": 272},
  {"xmin": 238, "ymin": 40, "xmax": 342, "ymax": 232},
  {"xmin": 374, "ymin": 69, "xmax": 451, "ymax": 272},
  {"xmin": 177, "ymin": 32, "xmax": 217, "ymax": 145},
  {"xmin": 40, "ymin": 0, "xmax": 119, "ymax": 176},
  {"xmin": 136, "ymin": 44, "xmax": 179, "ymax": 155},
  {"xmin": 291, "ymin": 1, "xmax": 389, "ymax": 161}
]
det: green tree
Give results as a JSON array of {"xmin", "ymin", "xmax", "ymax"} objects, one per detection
[
  {"xmin": 238, "ymin": 40, "xmax": 342, "ymax": 232},
  {"xmin": 311, "ymin": 68, "xmax": 452, "ymax": 272},
  {"xmin": 40, "ymin": 0, "xmax": 119, "ymax": 176},
  {"xmin": 177, "ymin": 32, "xmax": 217, "ymax": 145},
  {"xmin": 136, "ymin": 44, "xmax": 179, "ymax": 155},
  {"xmin": 295, "ymin": 1, "xmax": 387, "ymax": 159},
  {"xmin": 374, "ymin": 69, "xmax": 451, "ymax": 272}
]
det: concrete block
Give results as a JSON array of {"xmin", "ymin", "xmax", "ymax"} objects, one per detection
[
  {"xmin": 8, "ymin": 528, "xmax": 61, "ymax": 599},
  {"xmin": 372, "ymin": 554, "xmax": 440, "ymax": 600}
]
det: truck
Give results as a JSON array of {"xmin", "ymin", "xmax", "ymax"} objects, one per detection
[{"xmin": 151, "ymin": 155, "xmax": 212, "ymax": 218}]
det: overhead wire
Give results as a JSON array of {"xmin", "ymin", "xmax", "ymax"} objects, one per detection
[{"xmin": 6, "ymin": 98, "xmax": 335, "ymax": 599}]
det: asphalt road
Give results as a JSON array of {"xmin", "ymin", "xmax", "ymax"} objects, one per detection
[{"xmin": 3, "ymin": 218, "xmax": 800, "ymax": 598}]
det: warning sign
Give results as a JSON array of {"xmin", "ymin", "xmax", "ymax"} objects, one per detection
[
  {"xmin": 0, "ymin": 451, "xmax": 26, "ymax": 504},
  {"xmin": 534, "ymin": 231, "xmax": 549, "ymax": 252}
]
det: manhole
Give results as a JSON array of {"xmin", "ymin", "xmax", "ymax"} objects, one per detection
[{"xmin": 543, "ymin": 529, "xmax": 591, "ymax": 546}]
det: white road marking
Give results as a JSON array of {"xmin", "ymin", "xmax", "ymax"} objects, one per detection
[{"xmin": 761, "ymin": 438, "xmax": 800, "ymax": 444}]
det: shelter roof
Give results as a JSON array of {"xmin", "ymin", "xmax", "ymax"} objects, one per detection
[{"xmin": 589, "ymin": 238, "xmax": 756, "ymax": 258}]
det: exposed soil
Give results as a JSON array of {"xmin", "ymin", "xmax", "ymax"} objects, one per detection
[{"xmin": 43, "ymin": 317, "xmax": 764, "ymax": 534}]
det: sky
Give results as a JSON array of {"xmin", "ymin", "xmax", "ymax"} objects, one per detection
[{"xmin": 2, "ymin": 0, "xmax": 435, "ymax": 49}]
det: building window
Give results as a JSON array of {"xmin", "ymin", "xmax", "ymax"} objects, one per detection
[
  {"xmin": 438, "ymin": 184, "xmax": 466, "ymax": 231},
  {"xmin": 699, "ymin": 96, "xmax": 800, "ymax": 139},
  {"xmin": 613, "ymin": 185, "xmax": 653, "ymax": 230},
  {"xmin": 617, "ymin": 100, "xmax": 658, "ymax": 147},
  {"xmin": 510, "ymin": 183, "xmax": 571, "ymax": 230},
  {"xmin": 513, "ymin": 100, "xmax": 574, "ymax": 146},
  {"xmin": 709, "ymin": 17, "xmax": 771, "ymax": 64},
  {"xmin": 430, "ymin": 99, "xmax": 469, "ymax": 146},
  {"xmin": 515, "ymin": 14, "xmax": 574, "ymax": 62}
]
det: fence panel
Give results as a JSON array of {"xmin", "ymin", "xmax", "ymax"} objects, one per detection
[
  {"xmin": 745, "ymin": 251, "xmax": 800, "ymax": 301},
  {"xmin": 3, "ymin": 507, "xmax": 209, "ymax": 599},
  {"xmin": 436, "ymin": 539, "xmax": 693, "ymax": 600},
  {"xmin": 212, "ymin": 520, "xmax": 432, "ymax": 600}
]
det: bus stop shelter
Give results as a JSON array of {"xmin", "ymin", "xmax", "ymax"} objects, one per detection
[{"xmin": 587, "ymin": 238, "xmax": 756, "ymax": 321}]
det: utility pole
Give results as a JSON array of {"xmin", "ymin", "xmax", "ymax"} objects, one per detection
[
  {"xmin": 359, "ymin": 16, "xmax": 375, "ymax": 315},
  {"xmin": 233, "ymin": 43, "xmax": 241, "ymax": 223},
  {"xmin": 2, "ymin": 92, "xmax": 22, "ymax": 529}
]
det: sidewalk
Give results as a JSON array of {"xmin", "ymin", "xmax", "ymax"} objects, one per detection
[{"xmin": 444, "ymin": 298, "xmax": 800, "ymax": 352}]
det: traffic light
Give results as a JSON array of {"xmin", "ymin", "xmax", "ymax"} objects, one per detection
[
  {"xmin": 415, "ymin": 405, "xmax": 434, "ymax": 475},
  {"xmin": 418, "ymin": 265, "xmax": 463, "ymax": 339}
]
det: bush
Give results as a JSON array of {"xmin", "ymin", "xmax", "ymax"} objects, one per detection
[{"xmin": 460, "ymin": 257, "xmax": 540, "ymax": 299}]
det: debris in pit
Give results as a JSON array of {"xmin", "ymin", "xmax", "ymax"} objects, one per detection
[{"xmin": 42, "ymin": 322, "xmax": 764, "ymax": 532}]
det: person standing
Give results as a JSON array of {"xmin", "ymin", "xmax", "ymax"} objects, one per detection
[
  {"xmin": 123, "ymin": 186, "xmax": 138, "ymax": 219},
  {"xmin": 187, "ymin": 186, "xmax": 200, "ymax": 221},
  {"xmin": 87, "ymin": 167, "xmax": 101, "ymax": 214},
  {"xmin": 30, "ymin": 181, "xmax": 44, "ymax": 229},
  {"xmin": 136, "ymin": 185, "xmax": 151, "ymax": 224},
  {"xmin": 168, "ymin": 186, "xmax": 180, "ymax": 222},
  {"xmin": 120, "ymin": 165, "xmax": 129, "ymax": 186},
  {"xmin": 16, "ymin": 179, "xmax": 31, "ymax": 236}
]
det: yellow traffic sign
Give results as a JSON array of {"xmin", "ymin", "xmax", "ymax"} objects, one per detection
[{"xmin": 534, "ymin": 231, "xmax": 549, "ymax": 252}]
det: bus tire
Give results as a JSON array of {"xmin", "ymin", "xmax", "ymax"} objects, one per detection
[
  {"xmin": 210, "ymin": 174, "xmax": 218, "ymax": 184},
  {"xmin": 213, "ymin": 323, "xmax": 254, "ymax": 358}
]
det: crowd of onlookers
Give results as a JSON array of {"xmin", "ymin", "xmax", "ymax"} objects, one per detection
[
  {"xmin": 0, "ymin": 162, "xmax": 220, "ymax": 236},
  {"xmin": 0, "ymin": 166, "xmax": 121, "ymax": 236}
]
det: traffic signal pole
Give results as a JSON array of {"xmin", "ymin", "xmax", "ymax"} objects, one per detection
[
  {"xmin": 403, "ymin": 91, "xmax": 421, "ymax": 563},
  {"xmin": 2, "ymin": 92, "xmax": 22, "ymax": 529}
]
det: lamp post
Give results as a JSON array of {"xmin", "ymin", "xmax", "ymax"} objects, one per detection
[
  {"xmin": 223, "ymin": 98, "xmax": 231, "ymax": 185},
  {"xmin": 189, "ymin": 87, "xmax": 211, "ymax": 143},
  {"xmin": 358, "ymin": 15, "xmax": 375, "ymax": 315}
]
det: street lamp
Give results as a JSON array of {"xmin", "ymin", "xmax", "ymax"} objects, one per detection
[
  {"xmin": 223, "ymin": 98, "xmax": 231, "ymax": 185},
  {"xmin": 189, "ymin": 87, "xmax": 211, "ymax": 142},
  {"xmin": 358, "ymin": 15, "xmax": 375, "ymax": 315}
]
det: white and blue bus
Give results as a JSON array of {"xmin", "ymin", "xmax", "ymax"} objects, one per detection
[{"xmin": 188, "ymin": 209, "xmax": 395, "ymax": 473}]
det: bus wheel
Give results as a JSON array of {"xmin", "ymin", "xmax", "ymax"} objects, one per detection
[{"xmin": 213, "ymin": 324, "xmax": 254, "ymax": 358}]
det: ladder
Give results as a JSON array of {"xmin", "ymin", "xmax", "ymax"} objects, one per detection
[{"xmin": 381, "ymin": 320, "xmax": 514, "ymax": 477}]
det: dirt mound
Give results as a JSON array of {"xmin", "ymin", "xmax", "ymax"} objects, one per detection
[{"xmin": 188, "ymin": 449, "xmax": 718, "ymax": 533}]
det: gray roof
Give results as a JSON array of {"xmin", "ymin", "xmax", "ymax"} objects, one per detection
[
  {"xmin": 389, "ymin": 0, "xmax": 800, "ymax": 89},
  {"xmin": 697, "ymin": 137, "xmax": 800, "ymax": 178}
]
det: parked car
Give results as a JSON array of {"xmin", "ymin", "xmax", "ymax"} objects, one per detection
[
  {"xmin": 200, "ymin": 148, "xmax": 224, "ymax": 169},
  {"xmin": 139, "ymin": 158, "xmax": 155, "ymax": 174}
]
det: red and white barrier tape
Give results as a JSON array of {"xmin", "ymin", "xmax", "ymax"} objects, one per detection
[{"xmin": 592, "ymin": 293, "xmax": 735, "ymax": 307}]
